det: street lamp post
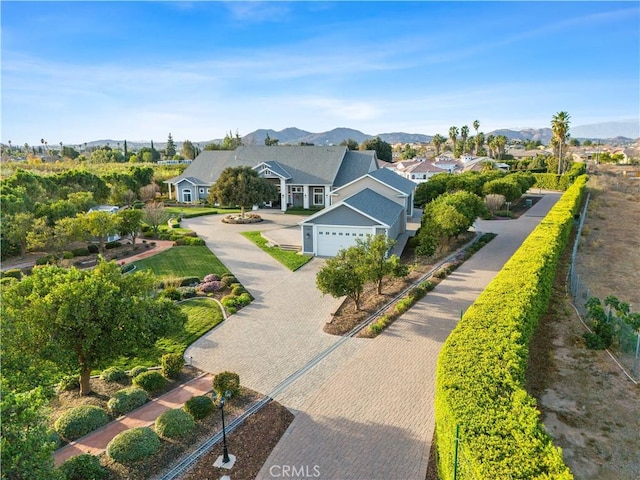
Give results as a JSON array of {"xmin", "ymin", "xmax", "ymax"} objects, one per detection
[{"xmin": 213, "ymin": 390, "xmax": 236, "ymax": 470}]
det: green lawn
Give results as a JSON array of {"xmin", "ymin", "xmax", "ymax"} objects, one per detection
[
  {"xmin": 241, "ymin": 231, "xmax": 312, "ymax": 271},
  {"xmin": 132, "ymin": 246, "xmax": 229, "ymax": 280},
  {"xmin": 110, "ymin": 297, "xmax": 224, "ymax": 370}
]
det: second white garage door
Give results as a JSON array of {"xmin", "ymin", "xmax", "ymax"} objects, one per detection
[{"xmin": 316, "ymin": 226, "xmax": 372, "ymax": 257}]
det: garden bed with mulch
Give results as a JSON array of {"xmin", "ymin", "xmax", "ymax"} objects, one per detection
[{"xmin": 324, "ymin": 233, "xmax": 476, "ymax": 336}]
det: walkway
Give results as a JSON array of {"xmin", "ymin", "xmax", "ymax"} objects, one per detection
[
  {"xmin": 256, "ymin": 194, "xmax": 561, "ymax": 479},
  {"xmin": 53, "ymin": 373, "xmax": 213, "ymax": 467}
]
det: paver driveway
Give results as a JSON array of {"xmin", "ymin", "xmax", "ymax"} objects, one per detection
[{"xmin": 185, "ymin": 195, "xmax": 561, "ymax": 479}]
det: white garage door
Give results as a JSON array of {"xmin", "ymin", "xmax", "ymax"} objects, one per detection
[{"xmin": 316, "ymin": 226, "xmax": 371, "ymax": 257}]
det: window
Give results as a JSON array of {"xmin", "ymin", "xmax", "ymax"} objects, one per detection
[
  {"xmin": 183, "ymin": 189, "xmax": 192, "ymax": 203},
  {"xmin": 313, "ymin": 187, "xmax": 324, "ymax": 205},
  {"xmin": 291, "ymin": 186, "xmax": 303, "ymax": 193},
  {"xmin": 199, "ymin": 188, "xmax": 204, "ymax": 194}
]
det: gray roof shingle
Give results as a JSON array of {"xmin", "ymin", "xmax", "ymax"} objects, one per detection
[
  {"xmin": 333, "ymin": 150, "xmax": 378, "ymax": 188},
  {"xmin": 342, "ymin": 188, "xmax": 404, "ymax": 227},
  {"xmin": 367, "ymin": 167, "xmax": 416, "ymax": 195}
]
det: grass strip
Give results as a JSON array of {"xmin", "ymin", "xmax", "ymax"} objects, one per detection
[{"xmin": 240, "ymin": 231, "xmax": 312, "ymax": 271}]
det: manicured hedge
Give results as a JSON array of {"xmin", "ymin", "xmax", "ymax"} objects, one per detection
[
  {"xmin": 107, "ymin": 387, "xmax": 148, "ymax": 417},
  {"xmin": 133, "ymin": 370, "xmax": 167, "ymax": 393},
  {"xmin": 54, "ymin": 405, "xmax": 109, "ymax": 441},
  {"xmin": 435, "ymin": 175, "xmax": 587, "ymax": 480},
  {"xmin": 533, "ymin": 162, "xmax": 586, "ymax": 191},
  {"xmin": 106, "ymin": 427, "xmax": 161, "ymax": 464},
  {"xmin": 100, "ymin": 366, "xmax": 127, "ymax": 383},
  {"xmin": 59, "ymin": 453, "xmax": 107, "ymax": 480},
  {"xmin": 154, "ymin": 408, "xmax": 195, "ymax": 438},
  {"xmin": 183, "ymin": 395, "xmax": 215, "ymax": 420}
]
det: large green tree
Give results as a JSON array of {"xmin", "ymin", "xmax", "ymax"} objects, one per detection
[
  {"xmin": 339, "ymin": 138, "xmax": 360, "ymax": 150},
  {"xmin": 4, "ymin": 212, "xmax": 36, "ymax": 257},
  {"xmin": 361, "ymin": 136, "xmax": 392, "ymax": 162},
  {"xmin": 117, "ymin": 209, "xmax": 144, "ymax": 244},
  {"xmin": 165, "ymin": 133, "xmax": 177, "ymax": 159},
  {"xmin": 0, "ymin": 384, "xmax": 62, "ymax": 479},
  {"xmin": 448, "ymin": 126, "xmax": 459, "ymax": 152},
  {"xmin": 1, "ymin": 261, "xmax": 186, "ymax": 395},
  {"xmin": 181, "ymin": 140, "xmax": 196, "ymax": 160},
  {"xmin": 208, "ymin": 166, "xmax": 277, "ymax": 218},
  {"xmin": 78, "ymin": 210, "xmax": 120, "ymax": 254}
]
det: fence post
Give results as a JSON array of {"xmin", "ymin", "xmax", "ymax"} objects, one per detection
[
  {"xmin": 453, "ymin": 424, "xmax": 460, "ymax": 480},
  {"xmin": 634, "ymin": 333, "xmax": 640, "ymax": 377}
]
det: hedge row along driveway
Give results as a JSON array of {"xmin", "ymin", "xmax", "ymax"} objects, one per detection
[{"xmin": 435, "ymin": 175, "xmax": 587, "ymax": 479}]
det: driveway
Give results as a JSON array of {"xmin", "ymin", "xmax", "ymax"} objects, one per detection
[{"xmin": 185, "ymin": 195, "xmax": 562, "ymax": 479}]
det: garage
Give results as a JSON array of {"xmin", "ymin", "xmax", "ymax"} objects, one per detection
[
  {"xmin": 315, "ymin": 226, "xmax": 373, "ymax": 257},
  {"xmin": 300, "ymin": 188, "xmax": 405, "ymax": 257}
]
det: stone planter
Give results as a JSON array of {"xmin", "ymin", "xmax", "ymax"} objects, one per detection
[{"xmin": 221, "ymin": 214, "xmax": 263, "ymax": 224}]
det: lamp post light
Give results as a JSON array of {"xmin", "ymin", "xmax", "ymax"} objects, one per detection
[{"xmin": 213, "ymin": 389, "xmax": 236, "ymax": 470}]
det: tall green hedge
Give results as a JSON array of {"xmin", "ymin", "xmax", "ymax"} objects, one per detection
[
  {"xmin": 533, "ymin": 162, "xmax": 586, "ymax": 191},
  {"xmin": 435, "ymin": 175, "xmax": 587, "ymax": 480}
]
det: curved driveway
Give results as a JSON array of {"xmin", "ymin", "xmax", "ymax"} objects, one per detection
[{"xmin": 185, "ymin": 194, "xmax": 561, "ymax": 479}]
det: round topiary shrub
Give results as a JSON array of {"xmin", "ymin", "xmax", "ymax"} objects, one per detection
[
  {"xmin": 212, "ymin": 371, "xmax": 240, "ymax": 398},
  {"xmin": 54, "ymin": 405, "xmax": 109, "ymax": 441},
  {"xmin": 220, "ymin": 295, "xmax": 238, "ymax": 308},
  {"xmin": 57, "ymin": 375, "xmax": 80, "ymax": 392},
  {"xmin": 128, "ymin": 366, "xmax": 148, "ymax": 379},
  {"xmin": 100, "ymin": 367, "xmax": 127, "ymax": 383},
  {"xmin": 183, "ymin": 395, "xmax": 215, "ymax": 420},
  {"xmin": 231, "ymin": 285, "xmax": 246, "ymax": 296},
  {"xmin": 220, "ymin": 275, "xmax": 237, "ymax": 288},
  {"xmin": 108, "ymin": 387, "xmax": 148, "ymax": 417},
  {"xmin": 133, "ymin": 370, "xmax": 167, "ymax": 393},
  {"xmin": 161, "ymin": 353, "xmax": 184, "ymax": 380},
  {"xmin": 154, "ymin": 408, "xmax": 195, "ymax": 439},
  {"xmin": 87, "ymin": 244, "xmax": 100, "ymax": 254},
  {"xmin": 1, "ymin": 268, "xmax": 23, "ymax": 280},
  {"xmin": 235, "ymin": 292, "xmax": 252, "ymax": 307},
  {"xmin": 60, "ymin": 453, "xmax": 107, "ymax": 480},
  {"xmin": 106, "ymin": 427, "xmax": 161, "ymax": 464}
]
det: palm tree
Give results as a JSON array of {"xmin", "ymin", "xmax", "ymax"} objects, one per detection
[
  {"xmin": 460, "ymin": 125, "xmax": 469, "ymax": 153},
  {"xmin": 475, "ymin": 132, "xmax": 484, "ymax": 156},
  {"xmin": 432, "ymin": 134, "xmax": 445, "ymax": 156},
  {"xmin": 473, "ymin": 120, "xmax": 480, "ymax": 136},
  {"xmin": 486, "ymin": 134, "xmax": 495, "ymax": 158},
  {"xmin": 448, "ymin": 126, "xmax": 459, "ymax": 152},
  {"xmin": 551, "ymin": 111, "xmax": 571, "ymax": 174},
  {"xmin": 495, "ymin": 135, "xmax": 507, "ymax": 160}
]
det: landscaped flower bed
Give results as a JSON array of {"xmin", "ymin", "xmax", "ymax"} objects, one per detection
[{"xmin": 221, "ymin": 213, "xmax": 263, "ymax": 224}]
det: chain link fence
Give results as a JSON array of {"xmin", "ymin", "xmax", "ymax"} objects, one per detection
[{"xmin": 568, "ymin": 193, "xmax": 640, "ymax": 380}]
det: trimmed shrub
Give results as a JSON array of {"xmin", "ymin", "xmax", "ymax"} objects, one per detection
[
  {"xmin": 160, "ymin": 287, "xmax": 182, "ymax": 301},
  {"xmin": 226, "ymin": 306, "xmax": 237, "ymax": 314},
  {"xmin": 133, "ymin": 370, "xmax": 167, "ymax": 393},
  {"xmin": 48, "ymin": 428, "xmax": 62, "ymax": 450},
  {"xmin": 57, "ymin": 375, "xmax": 80, "ymax": 392},
  {"xmin": 100, "ymin": 367, "xmax": 127, "ymax": 383},
  {"xmin": 36, "ymin": 254, "xmax": 56, "ymax": 265},
  {"xmin": 154, "ymin": 408, "xmax": 195, "ymax": 439},
  {"xmin": 1, "ymin": 268, "xmax": 23, "ymax": 280},
  {"xmin": 177, "ymin": 286, "xmax": 197, "ymax": 298},
  {"xmin": 231, "ymin": 285, "xmax": 246, "ymax": 296},
  {"xmin": 180, "ymin": 276, "xmax": 201, "ymax": 287},
  {"xmin": 71, "ymin": 247, "xmax": 91, "ymax": 257},
  {"xmin": 183, "ymin": 395, "xmax": 215, "ymax": 420},
  {"xmin": 161, "ymin": 353, "xmax": 184, "ymax": 380},
  {"xmin": 212, "ymin": 371, "xmax": 240, "ymax": 398},
  {"xmin": 54, "ymin": 405, "xmax": 109, "ymax": 441},
  {"xmin": 435, "ymin": 175, "xmax": 586, "ymax": 480},
  {"xmin": 220, "ymin": 275, "xmax": 237, "ymax": 287},
  {"xmin": 203, "ymin": 273, "xmax": 220, "ymax": 283},
  {"xmin": 106, "ymin": 427, "xmax": 160, "ymax": 464},
  {"xmin": 105, "ymin": 241, "xmax": 122, "ymax": 249},
  {"xmin": 59, "ymin": 454, "xmax": 107, "ymax": 480},
  {"xmin": 235, "ymin": 292, "xmax": 252, "ymax": 307},
  {"xmin": 198, "ymin": 280, "xmax": 223, "ymax": 294},
  {"xmin": 108, "ymin": 387, "xmax": 148, "ymax": 417},
  {"xmin": 62, "ymin": 250, "xmax": 74, "ymax": 259},
  {"xmin": 128, "ymin": 366, "xmax": 148, "ymax": 379},
  {"xmin": 87, "ymin": 244, "xmax": 100, "ymax": 254},
  {"xmin": 221, "ymin": 295, "xmax": 238, "ymax": 309}
]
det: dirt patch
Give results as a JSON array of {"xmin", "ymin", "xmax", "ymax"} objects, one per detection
[
  {"xmin": 179, "ymin": 401, "xmax": 294, "ymax": 480},
  {"xmin": 527, "ymin": 166, "xmax": 640, "ymax": 480}
]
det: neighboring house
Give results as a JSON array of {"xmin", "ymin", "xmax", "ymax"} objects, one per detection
[
  {"xmin": 300, "ymin": 168, "xmax": 416, "ymax": 256},
  {"xmin": 460, "ymin": 157, "xmax": 510, "ymax": 173},
  {"xmin": 433, "ymin": 154, "xmax": 462, "ymax": 173},
  {"xmin": 385, "ymin": 159, "xmax": 447, "ymax": 184},
  {"xmin": 87, "ymin": 205, "xmax": 121, "ymax": 242},
  {"xmin": 165, "ymin": 146, "xmax": 378, "ymax": 211}
]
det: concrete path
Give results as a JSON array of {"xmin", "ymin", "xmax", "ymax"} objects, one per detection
[
  {"xmin": 256, "ymin": 193, "xmax": 561, "ymax": 480},
  {"xmin": 53, "ymin": 373, "xmax": 213, "ymax": 466}
]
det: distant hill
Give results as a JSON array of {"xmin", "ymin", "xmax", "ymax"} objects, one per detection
[{"xmin": 79, "ymin": 120, "xmax": 638, "ymax": 151}]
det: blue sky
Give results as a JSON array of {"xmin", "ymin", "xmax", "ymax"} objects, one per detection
[{"xmin": 2, "ymin": 1, "xmax": 638, "ymax": 145}]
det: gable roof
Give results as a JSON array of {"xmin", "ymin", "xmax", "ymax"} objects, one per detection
[
  {"xmin": 253, "ymin": 161, "xmax": 292, "ymax": 179},
  {"xmin": 333, "ymin": 150, "xmax": 379, "ymax": 188},
  {"xmin": 301, "ymin": 188, "xmax": 403, "ymax": 228},
  {"xmin": 167, "ymin": 146, "xmax": 373, "ymax": 187},
  {"xmin": 367, "ymin": 166, "xmax": 416, "ymax": 195}
]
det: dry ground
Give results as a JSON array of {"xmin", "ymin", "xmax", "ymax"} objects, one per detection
[{"xmin": 527, "ymin": 165, "xmax": 640, "ymax": 480}]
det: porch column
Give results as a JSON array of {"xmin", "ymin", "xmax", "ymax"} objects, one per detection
[
  {"xmin": 303, "ymin": 185, "xmax": 310, "ymax": 209},
  {"xmin": 325, "ymin": 185, "xmax": 331, "ymax": 208},
  {"xmin": 168, "ymin": 182, "xmax": 172, "ymax": 200},
  {"xmin": 280, "ymin": 178, "xmax": 287, "ymax": 212}
]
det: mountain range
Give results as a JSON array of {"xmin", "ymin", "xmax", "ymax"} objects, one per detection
[{"xmin": 80, "ymin": 120, "xmax": 638, "ymax": 150}]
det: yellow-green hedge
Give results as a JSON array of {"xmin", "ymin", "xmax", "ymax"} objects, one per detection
[{"xmin": 435, "ymin": 175, "xmax": 587, "ymax": 480}]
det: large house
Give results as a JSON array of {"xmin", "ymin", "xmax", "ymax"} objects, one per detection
[
  {"xmin": 384, "ymin": 158, "xmax": 447, "ymax": 184},
  {"xmin": 166, "ymin": 146, "xmax": 417, "ymax": 257},
  {"xmin": 166, "ymin": 146, "xmax": 377, "ymax": 211}
]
